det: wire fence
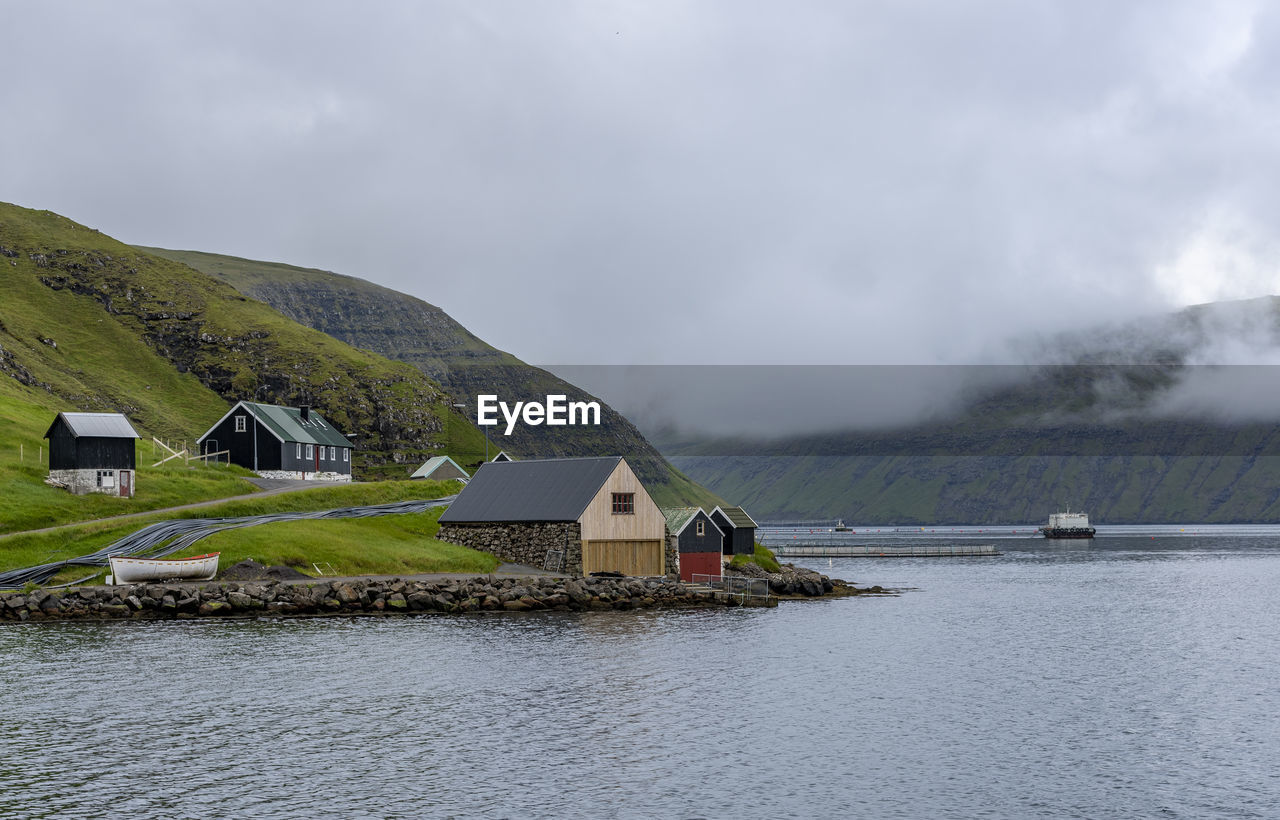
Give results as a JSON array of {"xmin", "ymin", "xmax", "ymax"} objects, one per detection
[
  {"xmin": 0, "ymin": 496, "xmax": 457, "ymax": 591},
  {"xmin": 688, "ymin": 573, "xmax": 770, "ymax": 601}
]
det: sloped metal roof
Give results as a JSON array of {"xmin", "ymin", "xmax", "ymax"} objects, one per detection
[
  {"xmin": 439, "ymin": 457, "xmax": 622, "ymax": 523},
  {"xmin": 45, "ymin": 412, "xmax": 140, "ymax": 440},
  {"xmin": 243, "ymin": 402, "xmax": 354, "ymax": 448},
  {"xmin": 410, "ymin": 455, "xmax": 470, "ymax": 481}
]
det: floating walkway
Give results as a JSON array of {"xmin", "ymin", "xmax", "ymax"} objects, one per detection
[{"xmin": 770, "ymin": 544, "xmax": 1001, "ymax": 558}]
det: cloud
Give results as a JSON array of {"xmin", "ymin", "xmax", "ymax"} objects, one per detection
[{"xmin": 5, "ymin": 1, "xmax": 1280, "ymax": 368}]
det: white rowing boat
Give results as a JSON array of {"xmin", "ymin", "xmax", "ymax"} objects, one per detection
[{"xmin": 108, "ymin": 553, "xmax": 220, "ymax": 583}]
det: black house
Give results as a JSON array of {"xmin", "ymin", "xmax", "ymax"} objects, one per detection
[
  {"xmin": 662, "ymin": 506, "xmax": 724, "ymax": 581},
  {"xmin": 196, "ymin": 401, "xmax": 355, "ymax": 481},
  {"xmin": 44, "ymin": 412, "xmax": 140, "ymax": 497},
  {"xmin": 710, "ymin": 505, "xmax": 758, "ymax": 557}
]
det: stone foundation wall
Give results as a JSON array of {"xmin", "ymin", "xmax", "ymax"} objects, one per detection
[
  {"xmin": 254, "ymin": 470, "xmax": 352, "ymax": 482},
  {"xmin": 46, "ymin": 469, "xmax": 130, "ymax": 497},
  {"xmin": 665, "ymin": 534, "xmax": 680, "ymax": 580},
  {"xmin": 0, "ymin": 575, "xmax": 778, "ymax": 623},
  {"xmin": 438, "ymin": 522, "xmax": 583, "ymax": 575}
]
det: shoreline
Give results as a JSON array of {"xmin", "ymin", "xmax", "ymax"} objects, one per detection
[{"xmin": 0, "ymin": 573, "xmax": 886, "ymax": 624}]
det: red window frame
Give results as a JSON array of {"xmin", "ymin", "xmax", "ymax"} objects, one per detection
[{"xmin": 611, "ymin": 493, "xmax": 635, "ymax": 515}]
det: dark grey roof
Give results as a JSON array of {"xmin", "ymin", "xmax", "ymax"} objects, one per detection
[
  {"xmin": 45, "ymin": 412, "xmax": 140, "ymax": 440},
  {"xmin": 439, "ymin": 457, "xmax": 622, "ymax": 523}
]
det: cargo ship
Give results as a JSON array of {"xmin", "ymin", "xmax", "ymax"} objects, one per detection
[{"xmin": 1040, "ymin": 509, "xmax": 1095, "ymax": 539}]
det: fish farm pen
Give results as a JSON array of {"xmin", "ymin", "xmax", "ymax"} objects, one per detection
[{"xmin": 769, "ymin": 543, "xmax": 1001, "ymax": 558}]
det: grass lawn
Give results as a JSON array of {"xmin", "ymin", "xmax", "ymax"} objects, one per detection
[
  {"xmin": 0, "ymin": 478, "xmax": 480, "ymax": 584},
  {"xmin": 0, "ymin": 389, "xmax": 263, "ymax": 534},
  {"xmin": 186, "ymin": 507, "xmax": 498, "ymax": 577}
]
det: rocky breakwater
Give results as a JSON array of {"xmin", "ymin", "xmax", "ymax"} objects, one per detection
[
  {"xmin": 725, "ymin": 561, "xmax": 885, "ymax": 598},
  {"xmin": 0, "ymin": 575, "xmax": 771, "ymax": 623}
]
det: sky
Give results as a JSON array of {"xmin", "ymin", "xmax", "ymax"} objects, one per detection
[{"xmin": 4, "ymin": 0, "xmax": 1280, "ymax": 366}]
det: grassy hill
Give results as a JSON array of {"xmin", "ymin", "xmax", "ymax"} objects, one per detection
[
  {"xmin": 0, "ymin": 203, "xmax": 491, "ymax": 482},
  {"xmin": 143, "ymin": 246, "xmax": 721, "ymax": 507}
]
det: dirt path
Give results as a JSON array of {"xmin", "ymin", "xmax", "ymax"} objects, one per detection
[{"xmin": 0, "ymin": 480, "xmax": 329, "ymax": 542}]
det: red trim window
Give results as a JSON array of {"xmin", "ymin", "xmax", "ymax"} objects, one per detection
[{"xmin": 611, "ymin": 493, "xmax": 635, "ymax": 515}]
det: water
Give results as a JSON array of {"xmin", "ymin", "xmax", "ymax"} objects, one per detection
[{"xmin": 4, "ymin": 527, "xmax": 1280, "ymax": 818}]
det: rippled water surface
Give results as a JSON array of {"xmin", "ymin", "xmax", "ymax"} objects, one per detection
[{"xmin": 5, "ymin": 528, "xmax": 1280, "ymax": 818}]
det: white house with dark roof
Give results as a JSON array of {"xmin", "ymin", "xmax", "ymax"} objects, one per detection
[
  {"xmin": 44, "ymin": 411, "xmax": 141, "ymax": 496},
  {"xmin": 197, "ymin": 401, "xmax": 354, "ymax": 481}
]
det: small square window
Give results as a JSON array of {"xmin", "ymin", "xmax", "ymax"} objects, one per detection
[
  {"xmin": 611, "ymin": 493, "xmax": 635, "ymax": 515},
  {"xmin": 234, "ymin": 415, "xmax": 246, "ymax": 433}
]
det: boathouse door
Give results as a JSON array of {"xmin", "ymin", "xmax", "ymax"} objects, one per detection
[{"xmin": 119, "ymin": 470, "xmax": 132, "ymax": 498}]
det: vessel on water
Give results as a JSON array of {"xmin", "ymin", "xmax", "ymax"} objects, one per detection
[
  {"xmin": 1040, "ymin": 510, "xmax": 1095, "ymax": 539},
  {"xmin": 833, "ymin": 519, "xmax": 851, "ymax": 532},
  {"xmin": 108, "ymin": 553, "xmax": 220, "ymax": 583}
]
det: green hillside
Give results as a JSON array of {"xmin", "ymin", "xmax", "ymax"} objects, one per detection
[
  {"xmin": 143, "ymin": 246, "xmax": 721, "ymax": 507},
  {"xmin": 0, "ymin": 203, "xmax": 491, "ymax": 482}
]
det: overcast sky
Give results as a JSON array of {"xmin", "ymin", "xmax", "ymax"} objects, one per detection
[{"xmin": 4, "ymin": 1, "xmax": 1280, "ymax": 366}]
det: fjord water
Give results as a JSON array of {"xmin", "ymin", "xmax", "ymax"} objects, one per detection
[{"xmin": 4, "ymin": 528, "xmax": 1280, "ymax": 819}]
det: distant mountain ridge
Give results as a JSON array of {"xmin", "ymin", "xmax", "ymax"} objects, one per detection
[
  {"xmin": 661, "ymin": 297, "xmax": 1280, "ymax": 523},
  {"xmin": 141, "ymin": 247, "xmax": 718, "ymax": 507}
]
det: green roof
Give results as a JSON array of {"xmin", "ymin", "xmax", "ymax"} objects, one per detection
[
  {"xmin": 661, "ymin": 507, "xmax": 701, "ymax": 534},
  {"xmin": 715, "ymin": 505, "xmax": 758, "ymax": 529},
  {"xmin": 241, "ymin": 402, "xmax": 354, "ymax": 448},
  {"xmin": 410, "ymin": 455, "xmax": 470, "ymax": 480}
]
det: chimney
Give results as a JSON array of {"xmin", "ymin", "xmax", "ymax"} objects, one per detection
[{"xmin": 300, "ymin": 405, "xmax": 310, "ymax": 422}]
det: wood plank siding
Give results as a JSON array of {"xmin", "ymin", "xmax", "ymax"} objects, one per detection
[
  {"xmin": 578, "ymin": 460, "xmax": 666, "ymax": 541},
  {"xmin": 582, "ymin": 540, "xmax": 665, "ymax": 576}
]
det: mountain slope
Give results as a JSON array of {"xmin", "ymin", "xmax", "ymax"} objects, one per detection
[
  {"xmin": 662, "ymin": 298, "xmax": 1280, "ymax": 523},
  {"xmin": 142, "ymin": 247, "xmax": 719, "ymax": 507},
  {"xmin": 0, "ymin": 202, "xmax": 490, "ymax": 478}
]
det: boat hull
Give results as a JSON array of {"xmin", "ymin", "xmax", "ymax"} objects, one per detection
[
  {"xmin": 1040, "ymin": 527, "xmax": 1095, "ymax": 539},
  {"xmin": 108, "ymin": 553, "xmax": 220, "ymax": 583}
]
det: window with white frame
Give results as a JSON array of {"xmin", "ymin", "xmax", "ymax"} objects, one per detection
[
  {"xmin": 306, "ymin": 444, "xmax": 313, "ymax": 459},
  {"xmin": 329, "ymin": 446, "xmax": 336, "ymax": 460},
  {"xmin": 295, "ymin": 443, "xmax": 301, "ymax": 459},
  {"xmin": 234, "ymin": 415, "xmax": 246, "ymax": 432},
  {"xmin": 343, "ymin": 448, "xmax": 349, "ymax": 462}
]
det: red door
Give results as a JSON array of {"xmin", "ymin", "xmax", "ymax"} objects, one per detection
[
  {"xmin": 679, "ymin": 551, "xmax": 722, "ymax": 583},
  {"xmin": 119, "ymin": 470, "xmax": 132, "ymax": 498}
]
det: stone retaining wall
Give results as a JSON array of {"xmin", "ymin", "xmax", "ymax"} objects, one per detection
[
  {"xmin": 0, "ymin": 575, "xmax": 773, "ymax": 622},
  {"xmin": 437, "ymin": 522, "xmax": 583, "ymax": 575},
  {"xmin": 254, "ymin": 470, "xmax": 351, "ymax": 482}
]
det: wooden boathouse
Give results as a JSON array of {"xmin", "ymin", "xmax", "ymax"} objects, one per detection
[
  {"xmin": 437, "ymin": 456, "xmax": 673, "ymax": 577},
  {"xmin": 662, "ymin": 507, "xmax": 724, "ymax": 582},
  {"xmin": 710, "ymin": 505, "xmax": 758, "ymax": 557}
]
